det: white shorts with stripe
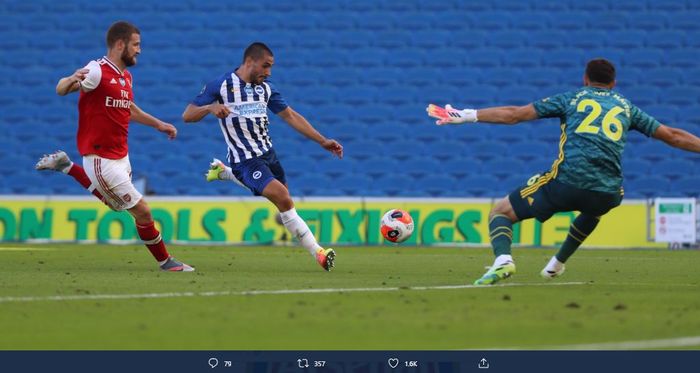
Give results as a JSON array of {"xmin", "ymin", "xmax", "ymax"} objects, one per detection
[{"xmin": 82, "ymin": 154, "xmax": 142, "ymax": 211}]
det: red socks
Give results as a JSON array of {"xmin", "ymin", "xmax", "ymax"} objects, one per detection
[
  {"xmin": 136, "ymin": 221, "xmax": 170, "ymax": 262},
  {"xmin": 67, "ymin": 164, "xmax": 108, "ymax": 205}
]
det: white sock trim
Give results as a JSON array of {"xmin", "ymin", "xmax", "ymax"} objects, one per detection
[
  {"xmin": 143, "ymin": 233, "xmax": 162, "ymax": 245},
  {"xmin": 545, "ymin": 256, "xmax": 564, "ymax": 271},
  {"xmin": 494, "ymin": 254, "xmax": 514, "ymax": 267}
]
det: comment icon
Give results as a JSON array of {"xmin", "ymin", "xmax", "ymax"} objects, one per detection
[{"xmin": 208, "ymin": 358, "xmax": 219, "ymax": 368}]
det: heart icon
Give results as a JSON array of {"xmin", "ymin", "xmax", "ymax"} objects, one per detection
[{"xmin": 388, "ymin": 358, "xmax": 399, "ymax": 369}]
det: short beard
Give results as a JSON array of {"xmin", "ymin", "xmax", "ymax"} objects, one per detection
[{"xmin": 121, "ymin": 49, "xmax": 136, "ymax": 67}]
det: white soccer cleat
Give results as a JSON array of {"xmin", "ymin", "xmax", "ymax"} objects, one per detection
[
  {"xmin": 35, "ymin": 150, "xmax": 73, "ymax": 173},
  {"xmin": 540, "ymin": 256, "xmax": 566, "ymax": 279}
]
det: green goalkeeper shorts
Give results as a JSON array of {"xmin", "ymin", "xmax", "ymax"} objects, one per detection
[{"xmin": 508, "ymin": 172, "xmax": 623, "ymax": 222}]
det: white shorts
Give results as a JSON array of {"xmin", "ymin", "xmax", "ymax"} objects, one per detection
[{"xmin": 82, "ymin": 154, "xmax": 142, "ymax": 211}]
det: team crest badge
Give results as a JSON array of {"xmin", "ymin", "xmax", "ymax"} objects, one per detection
[
  {"xmin": 254, "ymin": 86, "xmax": 264, "ymax": 95},
  {"xmin": 122, "ymin": 193, "xmax": 131, "ymax": 203},
  {"xmin": 119, "ymin": 78, "xmax": 126, "ymax": 87}
]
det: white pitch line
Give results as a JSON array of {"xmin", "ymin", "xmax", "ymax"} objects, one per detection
[
  {"xmin": 0, "ymin": 282, "xmax": 587, "ymax": 303},
  {"xmin": 497, "ymin": 335, "xmax": 700, "ymax": 350},
  {"xmin": 0, "ymin": 247, "xmax": 54, "ymax": 251}
]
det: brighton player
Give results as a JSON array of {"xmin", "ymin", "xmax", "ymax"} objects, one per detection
[
  {"xmin": 182, "ymin": 42, "xmax": 343, "ymax": 271},
  {"xmin": 427, "ymin": 58, "xmax": 700, "ymax": 285},
  {"xmin": 36, "ymin": 21, "xmax": 194, "ymax": 272}
]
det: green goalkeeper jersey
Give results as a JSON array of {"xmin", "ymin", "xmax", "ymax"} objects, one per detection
[{"xmin": 532, "ymin": 86, "xmax": 661, "ymax": 193}]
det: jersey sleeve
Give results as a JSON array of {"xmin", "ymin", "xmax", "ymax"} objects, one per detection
[
  {"xmin": 79, "ymin": 60, "xmax": 102, "ymax": 92},
  {"xmin": 191, "ymin": 79, "xmax": 223, "ymax": 106},
  {"xmin": 629, "ymin": 105, "xmax": 661, "ymax": 137},
  {"xmin": 532, "ymin": 92, "xmax": 571, "ymax": 119},
  {"xmin": 266, "ymin": 81, "xmax": 288, "ymax": 114}
]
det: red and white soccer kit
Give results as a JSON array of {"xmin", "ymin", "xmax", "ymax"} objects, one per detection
[{"xmin": 78, "ymin": 56, "xmax": 141, "ymax": 210}]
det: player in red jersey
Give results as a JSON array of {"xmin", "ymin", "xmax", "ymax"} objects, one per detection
[{"xmin": 36, "ymin": 21, "xmax": 194, "ymax": 272}]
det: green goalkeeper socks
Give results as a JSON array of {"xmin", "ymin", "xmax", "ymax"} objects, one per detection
[
  {"xmin": 556, "ymin": 214, "xmax": 600, "ymax": 262},
  {"xmin": 489, "ymin": 214, "xmax": 513, "ymax": 257}
]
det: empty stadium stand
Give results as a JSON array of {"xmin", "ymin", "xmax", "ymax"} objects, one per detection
[{"xmin": 1, "ymin": 0, "xmax": 699, "ymax": 198}]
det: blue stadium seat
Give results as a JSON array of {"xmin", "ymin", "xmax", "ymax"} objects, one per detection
[
  {"xmin": 589, "ymin": 14, "xmax": 629, "ymax": 31},
  {"xmin": 666, "ymin": 50, "xmax": 697, "ymax": 69},
  {"xmin": 487, "ymin": 31, "xmax": 529, "ymax": 49},
  {"xmin": 333, "ymin": 31, "xmax": 373, "ymax": 49},
  {"xmin": 644, "ymin": 69, "xmax": 683, "ymax": 88},
  {"xmin": 481, "ymin": 158, "xmax": 526, "ymax": 179},
  {"xmin": 510, "ymin": 13, "xmax": 552, "ymax": 31},
  {"xmin": 674, "ymin": 176, "xmax": 700, "ymax": 197},
  {"xmin": 394, "ymin": 13, "xmax": 433, "ymax": 32},
  {"xmin": 504, "ymin": 49, "xmax": 543, "ymax": 69},
  {"xmin": 549, "ymin": 13, "xmax": 593, "ymax": 31},
  {"xmin": 609, "ymin": 0, "xmax": 647, "ymax": 11},
  {"xmin": 606, "ymin": 31, "xmax": 646, "ymax": 49},
  {"xmin": 654, "ymin": 159, "xmax": 696, "ymax": 180},
  {"xmin": 547, "ymin": 50, "xmax": 585, "ymax": 68},
  {"xmin": 643, "ymin": 105, "xmax": 678, "ymax": 124},
  {"xmin": 348, "ymin": 50, "xmax": 389, "ymax": 68},
  {"xmin": 529, "ymin": 31, "xmax": 569, "ymax": 50},
  {"xmin": 629, "ymin": 176, "xmax": 671, "ymax": 198},
  {"xmin": 426, "ymin": 49, "xmax": 467, "ymax": 69},
  {"xmin": 623, "ymin": 85, "xmax": 659, "ymax": 107},
  {"xmin": 646, "ymin": 31, "xmax": 685, "ymax": 50},
  {"xmin": 410, "ymin": 30, "xmax": 453, "ymax": 49},
  {"xmin": 481, "ymin": 69, "xmax": 522, "ymax": 88},
  {"xmin": 497, "ymin": 87, "xmax": 541, "ymax": 105},
  {"xmin": 460, "ymin": 175, "xmax": 502, "ymax": 197},
  {"xmin": 469, "ymin": 12, "xmax": 513, "ymax": 31},
  {"xmin": 628, "ymin": 13, "xmax": 669, "ymax": 31},
  {"xmin": 449, "ymin": 31, "xmax": 488, "ymax": 50},
  {"xmin": 372, "ymin": 32, "xmax": 411, "ymax": 49},
  {"xmin": 672, "ymin": 14, "xmax": 700, "ymax": 32},
  {"xmin": 415, "ymin": 175, "xmax": 459, "ymax": 197},
  {"xmin": 317, "ymin": 13, "xmax": 357, "ymax": 31},
  {"xmin": 630, "ymin": 141, "xmax": 674, "ymax": 162},
  {"xmin": 664, "ymin": 87, "xmax": 699, "ymax": 107}
]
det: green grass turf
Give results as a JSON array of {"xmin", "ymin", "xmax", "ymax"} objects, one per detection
[{"xmin": 0, "ymin": 243, "xmax": 698, "ymax": 350}]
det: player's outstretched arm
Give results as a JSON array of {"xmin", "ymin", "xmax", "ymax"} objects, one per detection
[
  {"xmin": 653, "ymin": 124, "xmax": 700, "ymax": 153},
  {"xmin": 427, "ymin": 103, "xmax": 538, "ymax": 125},
  {"xmin": 56, "ymin": 68, "xmax": 89, "ymax": 96},
  {"xmin": 182, "ymin": 103, "xmax": 230, "ymax": 123},
  {"xmin": 130, "ymin": 102, "xmax": 177, "ymax": 140},
  {"xmin": 277, "ymin": 107, "xmax": 343, "ymax": 159}
]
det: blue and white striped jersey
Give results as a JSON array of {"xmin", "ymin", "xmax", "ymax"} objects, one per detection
[{"xmin": 192, "ymin": 70, "xmax": 288, "ymax": 163}]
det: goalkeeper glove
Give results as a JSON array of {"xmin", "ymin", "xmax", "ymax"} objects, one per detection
[{"xmin": 426, "ymin": 104, "xmax": 478, "ymax": 125}]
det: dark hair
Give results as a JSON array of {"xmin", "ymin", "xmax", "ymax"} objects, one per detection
[
  {"xmin": 585, "ymin": 58, "xmax": 616, "ymax": 85},
  {"xmin": 106, "ymin": 21, "xmax": 140, "ymax": 48},
  {"xmin": 243, "ymin": 42, "xmax": 273, "ymax": 62}
]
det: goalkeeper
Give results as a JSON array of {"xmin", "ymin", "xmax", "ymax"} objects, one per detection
[{"xmin": 427, "ymin": 58, "xmax": 700, "ymax": 285}]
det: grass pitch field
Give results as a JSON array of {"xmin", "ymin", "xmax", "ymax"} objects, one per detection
[{"xmin": 0, "ymin": 243, "xmax": 698, "ymax": 350}]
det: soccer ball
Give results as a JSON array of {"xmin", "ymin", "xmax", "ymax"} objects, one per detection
[{"xmin": 380, "ymin": 209, "xmax": 414, "ymax": 243}]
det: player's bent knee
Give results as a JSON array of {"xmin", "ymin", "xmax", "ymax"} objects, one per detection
[
  {"xmin": 128, "ymin": 198, "xmax": 153, "ymax": 224},
  {"xmin": 489, "ymin": 197, "xmax": 518, "ymax": 222}
]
